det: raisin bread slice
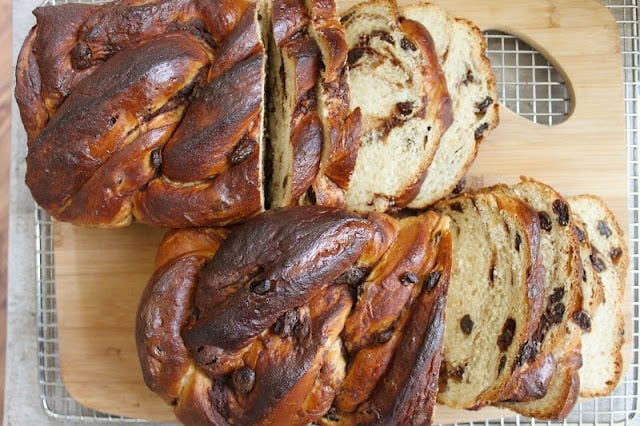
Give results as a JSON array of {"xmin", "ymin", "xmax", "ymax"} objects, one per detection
[
  {"xmin": 433, "ymin": 188, "xmax": 544, "ymax": 409},
  {"xmin": 496, "ymin": 179, "xmax": 584, "ymax": 418},
  {"xmin": 401, "ymin": 2, "xmax": 499, "ymax": 208},
  {"xmin": 341, "ymin": 0, "xmax": 453, "ymax": 212},
  {"xmin": 569, "ymin": 194, "xmax": 629, "ymax": 397}
]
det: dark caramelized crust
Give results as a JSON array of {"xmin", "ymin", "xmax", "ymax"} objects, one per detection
[
  {"xmin": 352, "ymin": 222, "xmax": 451, "ymax": 425},
  {"xmin": 25, "ymin": 32, "xmax": 211, "ymax": 222},
  {"xmin": 161, "ymin": 54, "xmax": 264, "ymax": 183},
  {"xmin": 18, "ymin": 0, "xmax": 267, "ymax": 228},
  {"xmin": 136, "ymin": 205, "xmax": 451, "ymax": 425},
  {"xmin": 132, "ymin": 144, "xmax": 264, "ymax": 228},
  {"xmin": 336, "ymin": 212, "xmax": 449, "ymax": 416},
  {"xmin": 28, "ymin": 4, "xmax": 101, "ymax": 116},
  {"xmin": 183, "ymin": 206, "xmax": 376, "ymax": 351}
]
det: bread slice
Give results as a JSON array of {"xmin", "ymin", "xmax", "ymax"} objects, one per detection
[
  {"xmin": 341, "ymin": 0, "xmax": 453, "ymax": 212},
  {"xmin": 265, "ymin": 0, "xmax": 323, "ymax": 208},
  {"xmin": 496, "ymin": 179, "xmax": 584, "ymax": 418},
  {"xmin": 433, "ymin": 187, "xmax": 544, "ymax": 409},
  {"xmin": 303, "ymin": 0, "xmax": 362, "ymax": 207},
  {"xmin": 569, "ymin": 194, "xmax": 629, "ymax": 397},
  {"xmin": 401, "ymin": 2, "xmax": 499, "ymax": 208}
]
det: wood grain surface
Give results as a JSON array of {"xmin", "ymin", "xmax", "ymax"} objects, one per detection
[
  {"xmin": 0, "ymin": 0, "xmax": 12, "ymax": 418},
  {"xmin": 46, "ymin": 0, "xmax": 629, "ymax": 423}
]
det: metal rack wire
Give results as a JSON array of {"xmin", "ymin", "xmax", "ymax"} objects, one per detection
[{"xmin": 33, "ymin": 0, "xmax": 640, "ymax": 424}]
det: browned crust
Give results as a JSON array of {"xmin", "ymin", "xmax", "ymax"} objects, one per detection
[
  {"xmin": 161, "ymin": 53, "xmax": 264, "ymax": 183},
  {"xmin": 132, "ymin": 146, "xmax": 264, "ymax": 228},
  {"xmin": 25, "ymin": 33, "xmax": 211, "ymax": 218},
  {"xmin": 337, "ymin": 214, "xmax": 440, "ymax": 412},
  {"xmin": 136, "ymin": 206, "xmax": 450, "ymax": 425},
  {"xmin": 19, "ymin": 0, "xmax": 269, "ymax": 228}
]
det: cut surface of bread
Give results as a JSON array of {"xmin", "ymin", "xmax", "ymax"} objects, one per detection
[
  {"xmin": 569, "ymin": 194, "xmax": 629, "ymax": 397},
  {"xmin": 497, "ymin": 178, "xmax": 584, "ymax": 418},
  {"xmin": 341, "ymin": 0, "xmax": 453, "ymax": 212},
  {"xmin": 434, "ymin": 188, "xmax": 543, "ymax": 409},
  {"xmin": 401, "ymin": 2, "xmax": 499, "ymax": 208}
]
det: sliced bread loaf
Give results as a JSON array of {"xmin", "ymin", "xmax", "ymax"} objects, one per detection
[
  {"xmin": 341, "ymin": 0, "xmax": 453, "ymax": 212},
  {"xmin": 401, "ymin": 2, "xmax": 499, "ymax": 208},
  {"xmin": 433, "ymin": 188, "xmax": 544, "ymax": 409},
  {"xmin": 569, "ymin": 194, "xmax": 629, "ymax": 397}
]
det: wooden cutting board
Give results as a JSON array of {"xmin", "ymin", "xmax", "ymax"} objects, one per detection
[{"xmin": 52, "ymin": 0, "xmax": 629, "ymax": 423}]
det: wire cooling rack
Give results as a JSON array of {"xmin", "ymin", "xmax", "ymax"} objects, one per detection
[{"xmin": 33, "ymin": 0, "xmax": 640, "ymax": 424}]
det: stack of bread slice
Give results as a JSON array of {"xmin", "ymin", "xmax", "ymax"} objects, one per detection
[{"xmin": 433, "ymin": 178, "xmax": 628, "ymax": 420}]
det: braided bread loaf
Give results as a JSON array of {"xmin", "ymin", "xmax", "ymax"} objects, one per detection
[{"xmin": 136, "ymin": 205, "xmax": 451, "ymax": 425}]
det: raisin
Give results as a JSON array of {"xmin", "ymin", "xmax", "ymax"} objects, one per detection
[
  {"xmin": 324, "ymin": 409, "xmax": 340, "ymax": 422},
  {"xmin": 400, "ymin": 36, "xmax": 417, "ymax": 51},
  {"xmin": 572, "ymin": 310, "xmax": 592, "ymax": 331},
  {"xmin": 250, "ymin": 279, "xmax": 271, "ymax": 295},
  {"xmin": 515, "ymin": 232, "xmax": 522, "ymax": 251},
  {"xmin": 475, "ymin": 96, "xmax": 494, "ymax": 114},
  {"xmin": 552, "ymin": 199, "xmax": 570, "ymax": 226},
  {"xmin": 372, "ymin": 30, "xmax": 394, "ymax": 45},
  {"xmin": 598, "ymin": 220, "xmax": 613, "ymax": 237},
  {"xmin": 539, "ymin": 211, "xmax": 552, "ymax": 232},
  {"xmin": 574, "ymin": 225, "xmax": 587, "ymax": 243},
  {"xmin": 232, "ymin": 366, "xmax": 256, "ymax": 394},
  {"xmin": 273, "ymin": 310, "xmax": 298, "ymax": 336},
  {"xmin": 400, "ymin": 271, "xmax": 419, "ymax": 286},
  {"xmin": 424, "ymin": 271, "xmax": 442, "ymax": 292},
  {"xmin": 71, "ymin": 42, "xmax": 93, "ymax": 70},
  {"xmin": 475, "ymin": 122, "xmax": 489, "ymax": 139},
  {"xmin": 450, "ymin": 202, "xmax": 464, "ymax": 213},
  {"xmin": 396, "ymin": 101, "xmax": 414, "ymax": 116},
  {"xmin": 498, "ymin": 355, "xmax": 507, "ymax": 375},
  {"xmin": 550, "ymin": 287, "xmax": 565, "ymax": 304},
  {"xmin": 464, "ymin": 69, "xmax": 474, "ymax": 85},
  {"xmin": 610, "ymin": 247, "xmax": 623, "ymax": 264},
  {"xmin": 150, "ymin": 148, "xmax": 163, "ymax": 170},
  {"xmin": 334, "ymin": 266, "xmax": 369, "ymax": 288},
  {"xmin": 460, "ymin": 314, "xmax": 474, "ymax": 335},
  {"xmin": 497, "ymin": 318, "xmax": 516, "ymax": 351},
  {"xmin": 230, "ymin": 138, "xmax": 255, "ymax": 165},
  {"xmin": 590, "ymin": 251, "xmax": 607, "ymax": 272},
  {"xmin": 347, "ymin": 47, "xmax": 367, "ymax": 65},
  {"xmin": 377, "ymin": 327, "xmax": 395, "ymax": 344}
]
